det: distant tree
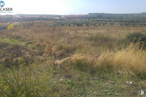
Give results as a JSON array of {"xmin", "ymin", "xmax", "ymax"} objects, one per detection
[
  {"xmin": 110, "ymin": 22, "xmax": 114, "ymax": 26},
  {"xmin": 0, "ymin": 25, "xmax": 7, "ymax": 30},
  {"xmin": 139, "ymin": 24, "xmax": 143, "ymax": 27},
  {"xmin": 119, "ymin": 23, "xmax": 124, "ymax": 26},
  {"xmin": 144, "ymin": 24, "xmax": 146, "ymax": 26},
  {"xmin": 93, "ymin": 22, "xmax": 97, "ymax": 26},
  {"xmin": 102, "ymin": 22, "xmax": 106, "ymax": 26}
]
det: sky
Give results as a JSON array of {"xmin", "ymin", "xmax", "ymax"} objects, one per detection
[{"xmin": 1, "ymin": 0, "xmax": 146, "ymax": 15}]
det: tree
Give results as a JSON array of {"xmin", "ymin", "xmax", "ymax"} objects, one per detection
[{"xmin": 110, "ymin": 22, "xmax": 114, "ymax": 26}]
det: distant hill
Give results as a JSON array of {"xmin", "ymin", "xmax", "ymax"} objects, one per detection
[{"xmin": 85, "ymin": 13, "xmax": 146, "ymax": 20}]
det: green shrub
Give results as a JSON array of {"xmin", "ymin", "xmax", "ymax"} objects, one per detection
[
  {"xmin": 126, "ymin": 33, "xmax": 146, "ymax": 43},
  {"xmin": 0, "ymin": 25, "xmax": 7, "ymax": 31},
  {"xmin": 124, "ymin": 32, "xmax": 146, "ymax": 48}
]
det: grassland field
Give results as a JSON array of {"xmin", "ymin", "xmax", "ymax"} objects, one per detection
[{"xmin": 0, "ymin": 20, "xmax": 146, "ymax": 97}]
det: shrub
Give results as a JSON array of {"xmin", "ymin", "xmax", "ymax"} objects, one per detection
[
  {"xmin": 126, "ymin": 33, "xmax": 146, "ymax": 43},
  {"xmin": 0, "ymin": 25, "xmax": 7, "ymax": 31},
  {"xmin": 124, "ymin": 32, "xmax": 146, "ymax": 48}
]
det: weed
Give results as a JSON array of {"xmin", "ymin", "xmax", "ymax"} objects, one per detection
[{"xmin": 65, "ymin": 80, "xmax": 74, "ymax": 88}]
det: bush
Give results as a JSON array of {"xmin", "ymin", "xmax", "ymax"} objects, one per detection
[
  {"xmin": 0, "ymin": 25, "xmax": 8, "ymax": 31},
  {"xmin": 126, "ymin": 33, "xmax": 146, "ymax": 43},
  {"xmin": 124, "ymin": 32, "xmax": 146, "ymax": 48}
]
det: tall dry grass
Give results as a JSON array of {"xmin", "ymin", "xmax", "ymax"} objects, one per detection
[
  {"xmin": 0, "ymin": 21, "xmax": 146, "ymax": 96},
  {"xmin": 54, "ymin": 43, "xmax": 146, "ymax": 79},
  {"xmin": 0, "ymin": 21, "xmax": 146, "ymax": 78}
]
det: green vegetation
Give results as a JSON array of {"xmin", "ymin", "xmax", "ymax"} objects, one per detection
[
  {"xmin": 118, "ymin": 32, "xmax": 146, "ymax": 49},
  {"xmin": 0, "ymin": 24, "xmax": 8, "ymax": 31},
  {"xmin": 125, "ymin": 32, "xmax": 146, "ymax": 44}
]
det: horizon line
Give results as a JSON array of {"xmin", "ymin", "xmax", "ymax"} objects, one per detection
[{"xmin": 1, "ymin": 12, "xmax": 146, "ymax": 16}]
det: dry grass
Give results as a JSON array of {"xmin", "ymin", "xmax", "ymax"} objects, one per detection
[
  {"xmin": 0, "ymin": 21, "xmax": 146, "ymax": 96},
  {"xmin": 1, "ymin": 21, "xmax": 146, "ymax": 76}
]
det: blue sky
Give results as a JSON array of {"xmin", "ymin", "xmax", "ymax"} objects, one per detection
[{"xmin": 1, "ymin": 0, "xmax": 146, "ymax": 15}]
